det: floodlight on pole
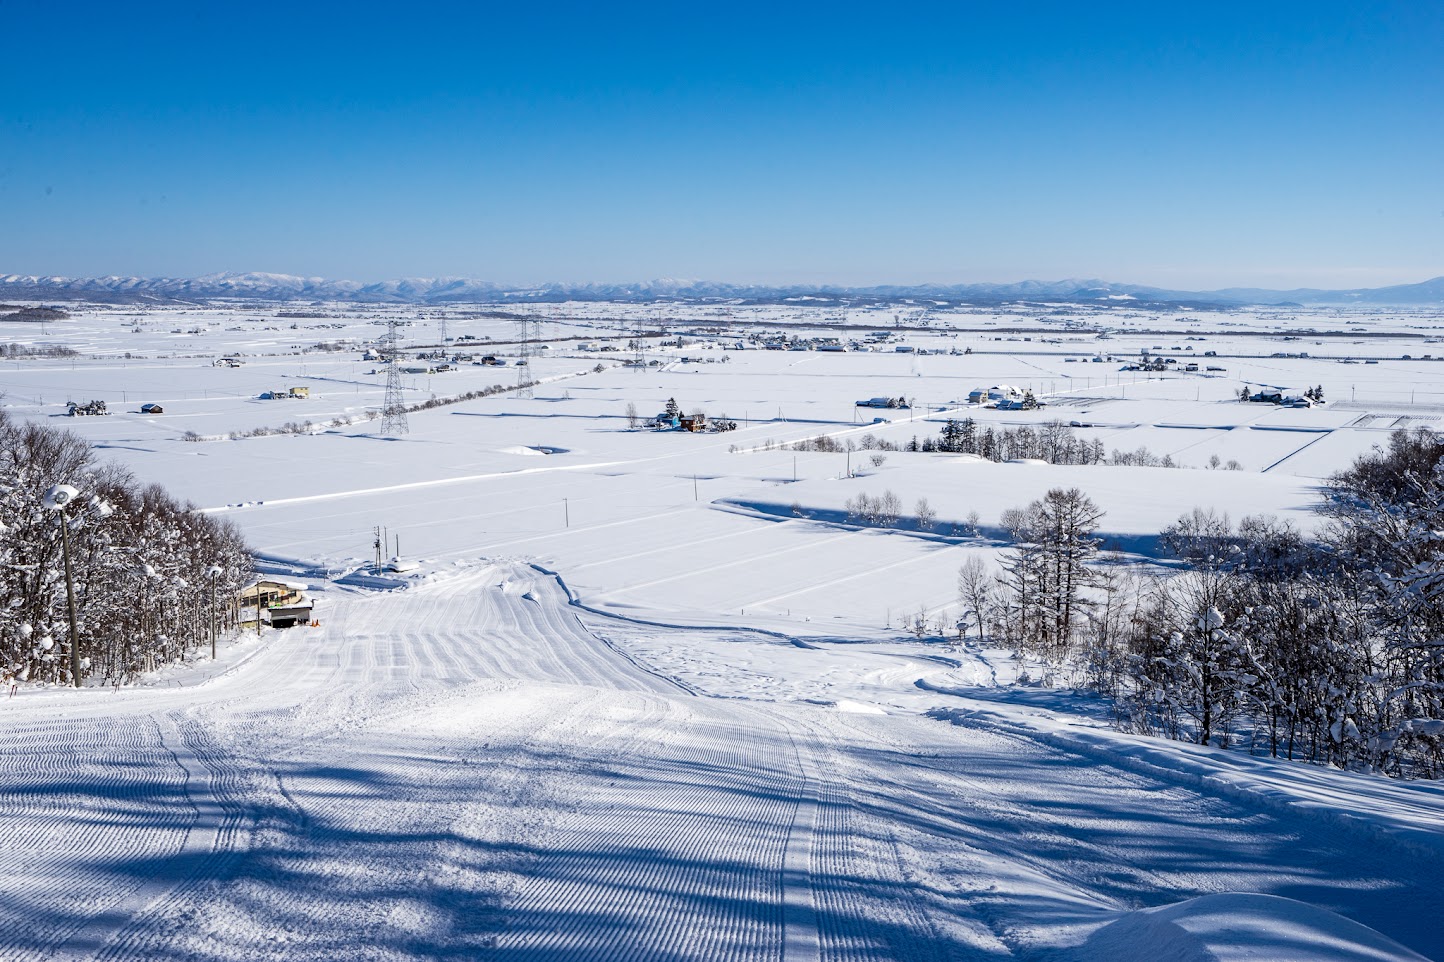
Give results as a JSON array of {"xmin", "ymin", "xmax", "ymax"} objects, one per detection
[
  {"xmin": 207, "ymin": 565, "xmax": 223, "ymax": 659},
  {"xmin": 42, "ymin": 484, "xmax": 83, "ymax": 688}
]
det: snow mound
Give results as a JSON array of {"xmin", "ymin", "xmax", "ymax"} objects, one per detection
[
  {"xmin": 1074, "ymin": 893, "xmax": 1428, "ymax": 962},
  {"xmin": 835, "ymin": 699, "xmax": 887, "ymax": 714},
  {"xmin": 495, "ymin": 445, "xmax": 569, "ymax": 456}
]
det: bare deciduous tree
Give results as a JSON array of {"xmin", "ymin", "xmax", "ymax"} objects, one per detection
[
  {"xmin": 956, "ymin": 556, "xmax": 993, "ymax": 645},
  {"xmin": 915, "ymin": 496, "xmax": 936, "ymax": 531}
]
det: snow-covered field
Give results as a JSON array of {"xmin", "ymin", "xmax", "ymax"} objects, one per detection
[{"xmin": 3, "ymin": 300, "xmax": 1443, "ymax": 959}]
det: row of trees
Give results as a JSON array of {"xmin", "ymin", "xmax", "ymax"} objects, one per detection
[
  {"xmin": 1, "ymin": 412, "xmax": 252, "ymax": 686},
  {"xmin": 932, "ymin": 417, "xmax": 1100, "ymax": 462},
  {"xmin": 962, "ymin": 430, "xmax": 1444, "ymax": 778},
  {"xmin": 840, "ymin": 490, "xmax": 949, "ymax": 533},
  {"xmin": 182, "ymin": 381, "xmax": 528, "ymax": 442},
  {"xmin": 910, "ymin": 417, "xmax": 1193, "ymax": 468},
  {"xmin": 791, "ymin": 433, "xmax": 902, "ymax": 453},
  {"xmin": 0, "ymin": 342, "xmax": 79, "ymax": 358}
]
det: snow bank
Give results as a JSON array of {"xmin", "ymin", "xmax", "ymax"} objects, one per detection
[
  {"xmin": 926, "ymin": 696, "xmax": 1444, "ymax": 863},
  {"xmin": 1073, "ymin": 893, "xmax": 1429, "ymax": 962}
]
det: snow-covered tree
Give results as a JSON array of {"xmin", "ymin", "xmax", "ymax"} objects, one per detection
[
  {"xmin": 0, "ymin": 412, "xmax": 251, "ymax": 686},
  {"xmin": 998, "ymin": 488, "xmax": 1104, "ymax": 666},
  {"xmin": 1322, "ymin": 427, "xmax": 1444, "ymax": 776}
]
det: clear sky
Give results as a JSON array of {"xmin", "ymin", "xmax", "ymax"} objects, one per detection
[{"xmin": 2, "ymin": 0, "xmax": 1441, "ymax": 290}]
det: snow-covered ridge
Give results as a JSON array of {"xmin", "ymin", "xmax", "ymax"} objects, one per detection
[{"xmin": 3, "ymin": 271, "xmax": 1443, "ymax": 306}]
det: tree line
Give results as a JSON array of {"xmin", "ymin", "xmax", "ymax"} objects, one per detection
[
  {"xmin": 960, "ymin": 428, "xmax": 1444, "ymax": 779},
  {"xmin": 1, "ymin": 412, "xmax": 251, "ymax": 686},
  {"xmin": 915, "ymin": 417, "xmax": 1243, "ymax": 470}
]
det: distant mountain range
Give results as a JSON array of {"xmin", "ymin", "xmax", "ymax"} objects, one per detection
[{"xmin": 3, "ymin": 271, "xmax": 1443, "ymax": 307}]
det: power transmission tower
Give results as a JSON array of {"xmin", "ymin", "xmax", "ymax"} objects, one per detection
[
  {"xmin": 515, "ymin": 316, "xmax": 536, "ymax": 398},
  {"xmin": 438, "ymin": 314, "xmax": 448, "ymax": 353},
  {"xmin": 381, "ymin": 317, "xmax": 409, "ymax": 435}
]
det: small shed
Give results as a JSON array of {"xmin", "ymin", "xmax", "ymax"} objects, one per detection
[
  {"xmin": 679, "ymin": 414, "xmax": 707, "ymax": 432},
  {"xmin": 140, "ymin": 403, "xmax": 164, "ymax": 414}
]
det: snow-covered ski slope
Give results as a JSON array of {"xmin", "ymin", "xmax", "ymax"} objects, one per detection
[
  {"xmin": 4, "ymin": 301, "xmax": 1444, "ymax": 959},
  {"xmin": 2, "ymin": 563, "xmax": 1442, "ymax": 960}
]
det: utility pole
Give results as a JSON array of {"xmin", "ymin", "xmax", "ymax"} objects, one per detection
[{"xmin": 564, "ymin": 498, "xmax": 569, "ymax": 528}]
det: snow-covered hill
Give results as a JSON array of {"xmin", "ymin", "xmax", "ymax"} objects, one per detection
[{"xmin": 1, "ymin": 563, "xmax": 1437, "ymax": 960}]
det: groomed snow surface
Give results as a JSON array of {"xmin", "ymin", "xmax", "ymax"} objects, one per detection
[
  {"xmin": 4, "ymin": 302, "xmax": 1444, "ymax": 960},
  {"xmin": 1, "ymin": 565, "xmax": 1439, "ymax": 961}
]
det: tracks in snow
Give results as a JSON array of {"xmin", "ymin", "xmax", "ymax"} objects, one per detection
[
  {"xmin": 3, "ymin": 560, "xmax": 1436, "ymax": 959},
  {"xmin": 0, "ymin": 710, "xmax": 253, "ymax": 962}
]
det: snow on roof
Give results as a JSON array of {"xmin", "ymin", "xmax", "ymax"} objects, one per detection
[{"xmin": 244, "ymin": 577, "xmax": 310, "ymax": 591}]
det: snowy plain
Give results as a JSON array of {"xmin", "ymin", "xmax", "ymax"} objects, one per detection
[{"xmin": 2, "ymin": 299, "xmax": 1444, "ymax": 960}]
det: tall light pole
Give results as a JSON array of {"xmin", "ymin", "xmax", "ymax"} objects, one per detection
[
  {"xmin": 42, "ymin": 484, "xmax": 83, "ymax": 688},
  {"xmin": 207, "ymin": 564, "xmax": 222, "ymax": 659}
]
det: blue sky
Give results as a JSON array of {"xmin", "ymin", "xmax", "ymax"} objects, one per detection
[{"xmin": 2, "ymin": 1, "xmax": 1441, "ymax": 288}]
